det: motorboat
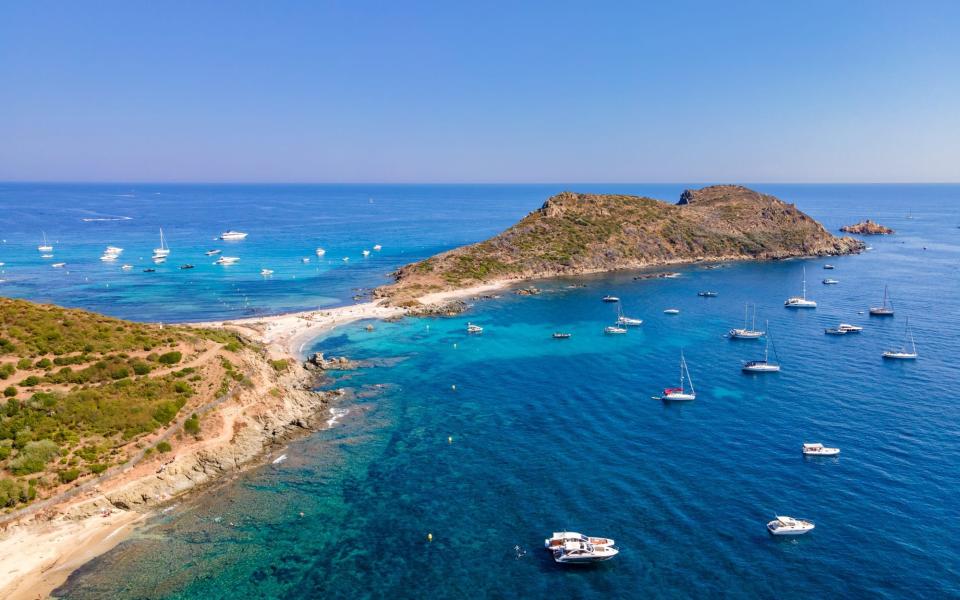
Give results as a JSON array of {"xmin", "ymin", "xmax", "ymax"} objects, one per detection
[
  {"xmin": 100, "ymin": 254, "xmax": 118, "ymax": 262},
  {"xmin": 767, "ymin": 516, "xmax": 815, "ymax": 536},
  {"xmin": 153, "ymin": 227, "xmax": 171, "ymax": 258},
  {"xmin": 466, "ymin": 323, "xmax": 483, "ymax": 334},
  {"xmin": 663, "ymin": 308, "xmax": 680, "ymax": 314},
  {"xmin": 822, "ymin": 278, "xmax": 839, "ymax": 285},
  {"xmin": 552, "ymin": 332, "xmax": 572, "ymax": 339},
  {"xmin": 37, "ymin": 231, "xmax": 53, "ymax": 253},
  {"xmin": 549, "ymin": 540, "xmax": 619, "ymax": 564},
  {"xmin": 105, "ymin": 246, "xmax": 123, "ymax": 255},
  {"xmin": 823, "ymin": 264, "xmax": 835, "ymax": 270},
  {"xmin": 544, "ymin": 532, "xmax": 615, "ymax": 550},
  {"xmin": 824, "ymin": 328, "xmax": 847, "ymax": 336},
  {"xmin": 869, "ymin": 285, "xmax": 894, "ymax": 316},
  {"xmin": 742, "ymin": 322, "xmax": 780, "ymax": 372},
  {"xmin": 604, "ymin": 325, "xmax": 627, "ymax": 335},
  {"xmin": 729, "ymin": 303, "xmax": 764, "ymax": 339},
  {"xmin": 143, "ymin": 268, "xmax": 156, "ymax": 273},
  {"xmin": 260, "ymin": 268, "xmax": 274, "ymax": 275},
  {"xmin": 784, "ymin": 267, "xmax": 816, "ymax": 308},
  {"xmin": 883, "ymin": 317, "xmax": 917, "ymax": 359},
  {"xmin": 205, "ymin": 249, "xmax": 221, "ymax": 256},
  {"xmin": 802, "ymin": 443, "xmax": 840, "ymax": 456},
  {"xmin": 838, "ymin": 323, "xmax": 863, "ymax": 333},
  {"xmin": 602, "ymin": 295, "xmax": 620, "ymax": 303},
  {"xmin": 654, "ymin": 351, "xmax": 696, "ymax": 401},
  {"xmin": 121, "ymin": 264, "xmax": 133, "ymax": 270},
  {"xmin": 301, "ymin": 257, "xmax": 311, "ymax": 263},
  {"xmin": 51, "ymin": 262, "xmax": 66, "ymax": 268},
  {"xmin": 220, "ymin": 230, "xmax": 248, "ymax": 240},
  {"xmin": 179, "ymin": 264, "xmax": 194, "ymax": 270},
  {"xmin": 373, "ymin": 244, "xmax": 382, "ymax": 251},
  {"xmin": 40, "ymin": 254, "xmax": 53, "ymax": 259},
  {"xmin": 316, "ymin": 247, "xmax": 326, "ymax": 256},
  {"xmin": 697, "ymin": 291, "xmax": 718, "ymax": 297},
  {"xmin": 342, "ymin": 257, "xmax": 350, "ymax": 262},
  {"xmin": 215, "ymin": 256, "xmax": 240, "ymax": 265},
  {"xmin": 362, "ymin": 249, "xmax": 370, "ymax": 257}
]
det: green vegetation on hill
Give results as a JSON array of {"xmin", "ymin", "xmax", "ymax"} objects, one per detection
[
  {"xmin": 381, "ymin": 185, "xmax": 864, "ymax": 301},
  {"xmin": 0, "ymin": 297, "xmax": 244, "ymax": 509}
]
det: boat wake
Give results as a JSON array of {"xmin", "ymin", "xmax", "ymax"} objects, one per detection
[
  {"xmin": 82, "ymin": 215, "xmax": 133, "ymax": 222},
  {"xmin": 326, "ymin": 407, "xmax": 349, "ymax": 428}
]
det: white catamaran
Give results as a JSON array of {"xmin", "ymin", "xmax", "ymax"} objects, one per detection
[
  {"xmin": 882, "ymin": 317, "xmax": 917, "ymax": 360},
  {"xmin": 784, "ymin": 267, "xmax": 817, "ymax": 308},
  {"xmin": 729, "ymin": 303, "xmax": 764, "ymax": 339},
  {"xmin": 655, "ymin": 351, "xmax": 696, "ymax": 401}
]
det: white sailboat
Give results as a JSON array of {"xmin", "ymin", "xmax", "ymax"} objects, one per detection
[
  {"xmin": 616, "ymin": 304, "xmax": 643, "ymax": 326},
  {"xmin": 153, "ymin": 227, "xmax": 171, "ymax": 258},
  {"xmin": 784, "ymin": 267, "xmax": 816, "ymax": 308},
  {"xmin": 882, "ymin": 317, "xmax": 918, "ymax": 359},
  {"xmin": 742, "ymin": 322, "xmax": 781, "ymax": 372},
  {"xmin": 37, "ymin": 232, "xmax": 53, "ymax": 253},
  {"xmin": 655, "ymin": 351, "xmax": 696, "ymax": 401},
  {"xmin": 729, "ymin": 303, "xmax": 764, "ymax": 339},
  {"xmin": 869, "ymin": 285, "xmax": 894, "ymax": 316}
]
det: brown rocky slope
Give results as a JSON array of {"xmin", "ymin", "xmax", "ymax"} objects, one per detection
[{"xmin": 379, "ymin": 185, "xmax": 864, "ymax": 304}]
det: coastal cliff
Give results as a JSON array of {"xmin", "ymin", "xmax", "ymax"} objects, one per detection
[{"xmin": 379, "ymin": 185, "xmax": 864, "ymax": 303}]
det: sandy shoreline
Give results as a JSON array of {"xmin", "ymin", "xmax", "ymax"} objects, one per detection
[{"xmin": 0, "ymin": 280, "xmax": 512, "ymax": 599}]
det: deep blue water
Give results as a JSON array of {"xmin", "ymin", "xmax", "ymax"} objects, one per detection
[{"xmin": 12, "ymin": 183, "xmax": 960, "ymax": 598}]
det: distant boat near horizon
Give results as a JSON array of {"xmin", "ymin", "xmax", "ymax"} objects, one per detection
[{"xmin": 152, "ymin": 227, "xmax": 170, "ymax": 259}]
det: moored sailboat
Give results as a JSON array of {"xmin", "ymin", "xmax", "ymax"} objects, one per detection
[
  {"xmin": 869, "ymin": 285, "xmax": 894, "ymax": 316},
  {"xmin": 882, "ymin": 317, "xmax": 917, "ymax": 359},
  {"xmin": 784, "ymin": 267, "xmax": 816, "ymax": 308},
  {"xmin": 743, "ymin": 321, "xmax": 780, "ymax": 372},
  {"xmin": 654, "ymin": 351, "xmax": 696, "ymax": 401},
  {"xmin": 729, "ymin": 303, "xmax": 764, "ymax": 339}
]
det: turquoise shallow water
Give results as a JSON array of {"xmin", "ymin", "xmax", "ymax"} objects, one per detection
[{"xmin": 7, "ymin": 183, "xmax": 958, "ymax": 598}]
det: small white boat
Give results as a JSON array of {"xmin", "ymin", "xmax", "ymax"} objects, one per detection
[
  {"xmin": 373, "ymin": 244, "xmax": 382, "ymax": 251},
  {"xmin": 121, "ymin": 264, "xmax": 133, "ymax": 271},
  {"xmin": 823, "ymin": 264, "xmax": 835, "ymax": 270},
  {"xmin": 37, "ymin": 232, "xmax": 53, "ymax": 253},
  {"xmin": 552, "ymin": 332, "xmax": 572, "ymax": 339},
  {"xmin": 205, "ymin": 249, "xmax": 222, "ymax": 256},
  {"xmin": 545, "ymin": 532, "xmax": 615, "ymax": 550},
  {"xmin": 549, "ymin": 540, "xmax": 619, "ymax": 564},
  {"xmin": 767, "ymin": 515, "xmax": 815, "ymax": 536},
  {"xmin": 729, "ymin": 303, "xmax": 764, "ymax": 339},
  {"xmin": 105, "ymin": 246, "xmax": 123, "ymax": 255},
  {"xmin": 802, "ymin": 443, "xmax": 840, "ymax": 456},
  {"xmin": 466, "ymin": 323, "xmax": 483, "ymax": 334},
  {"xmin": 822, "ymin": 278, "xmax": 839, "ymax": 285},
  {"xmin": 342, "ymin": 257, "xmax": 350, "ymax": 262},
  {"xmin": 784, "ymin": 267, "xmax": 816, "ymax": 308},
  {"xmin": 215, "ymin": 256, "xmax": 240, "ymax": 265},
  {"xmin": 838, "ymin": 323, "xmax": 863, "ymax": 333},
  {"xmin": 301, "ymin": 257, "xmax": 311, "ymax": 263},
  {"xmin": 100, "ymin": 254, "xmax": 118, "ymax": 262},
  {"xmin": 220, "ymin": 230, "xmax": 248, "ymax": 240},
  {"xmin": 153, "ymin": 227, "xmax": 171, "ymax": 258},
  {"xmin": 824, "ymin": 327, "xmax": 847, "ymax": 336},
  {"xmin": 742, "ymin": 322, "xmax": 780, "ymax": 372},
  {"xmin": 316, "ymin": 247, "xmax": 326, "ymax": 256},
  {"xmin": 362, "ymin": 249, "xmax": 370, "ymax": 257},
  {"xmin": 883, "ymin": 317, "xmax": 917, "ymax": 360},
  {"xmin": 663, "ymin": 308, "xmax": 680, "ymax": 315},
  {"xmin": 869, "ymin": 285, "xmax": 894, "ymax": 316},
  {"xmin": 604, "ymin": 325, "xmax": 627, "ymax": 335},
  {"xmin": 260, "ymin": 269, "xmax": 274, "ymax": 276},
  {"xmin": 40, "ymin": 254, "xmax": 54, "ymax": 259},
  {"xmin": 602, "ymin": 295, "xmax": 619, "ymax": 303},
  {"xmin": 51, "ymin": 262, "xmax": 66, "ymax": 268},
  {"xmin": 655, "ymin": 352, "xmax": 696, "ymax": 401},
  {"xmin": 616, "ymin": 304, "xmax": 642, "ymax": 326},
  {"xmin": 697, "ymin": 291, "xmax": 718, "ymax": 297}
]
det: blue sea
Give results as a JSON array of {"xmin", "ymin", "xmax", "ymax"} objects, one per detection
[{"xmin": 3, "ymin": 184, "xmax": 959, "ymax": 598}]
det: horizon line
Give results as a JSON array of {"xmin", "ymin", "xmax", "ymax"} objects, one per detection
[{"xmin": 2, "ymin": 180, "xmax": 958, "ymax": 186}]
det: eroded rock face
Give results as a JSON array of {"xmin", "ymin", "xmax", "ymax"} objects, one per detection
[
  {"xmin": 306, "ymin": 352, "xmax": 360, "ymax": 371},
  {"xmin": 379, "ymin": 185, "xmax": 865, "ymax": 304},
  {"xmin": 840, "ymin": 220, "xmax": 895, "ymax": 235}
]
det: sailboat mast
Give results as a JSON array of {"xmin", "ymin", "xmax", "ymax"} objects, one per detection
[{"xmin": 802, "ymin": 267, "xmax": 807, "ymax": 299}]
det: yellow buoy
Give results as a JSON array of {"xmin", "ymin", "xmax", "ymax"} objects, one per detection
[{"xmin": 427, "ymin": 533, "xmax": 433, "ymax": 542}]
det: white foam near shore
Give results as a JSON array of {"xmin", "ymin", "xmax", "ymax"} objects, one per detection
[
  {"xmin": 326, "ymin": 407, "xmax": 349, "ymax": 428},
  {"xmin": 272, "ymin": 453, "xmax": 288, "ymax": 464}
]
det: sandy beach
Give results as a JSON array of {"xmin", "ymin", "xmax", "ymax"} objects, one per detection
[{"xmin": 0, "ymin": 280, "xmax": 513, "ymax": 600}]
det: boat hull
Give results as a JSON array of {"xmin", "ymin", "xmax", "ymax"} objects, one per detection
[{"xmin": 659, "ymin": 393, "xmax": 695, "ymax": 401}]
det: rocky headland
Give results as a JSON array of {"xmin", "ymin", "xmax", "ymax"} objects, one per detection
[{"xmin": 378, "ymin": 185, "xmax": 865, "ymax": 305}]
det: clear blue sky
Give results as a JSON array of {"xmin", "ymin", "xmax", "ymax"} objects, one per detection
[{"xmin": 1, "ymin": 1, "xmax": 958, "ymax": 183}]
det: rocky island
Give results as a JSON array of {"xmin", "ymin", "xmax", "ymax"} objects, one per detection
[
  {"xmin": 840, "ymin": 219, "xmax": 895, "ymax": 235},
  {"xmin": 379, "ymin": 185, "xmax": 864, "ymax": 305}
]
